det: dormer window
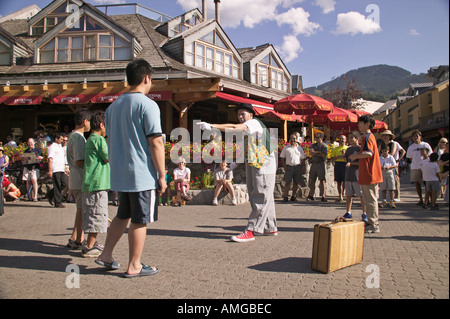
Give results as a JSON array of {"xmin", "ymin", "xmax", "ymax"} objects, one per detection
[
  {"xmin": 252, "ymin": 53, "xmax": 289, "ymax": 92},
  {"xmin": 185, "ymin": 30, "xmax": 240, "ymax": 79},
  {"xmin": 169, "ymin": 15, "xmax": 202, "ymax": 37},
  {"xmin": 39, "ymin": 34, "xmax": 131, "ymax": 63}
]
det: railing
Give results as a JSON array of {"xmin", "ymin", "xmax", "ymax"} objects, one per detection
[
  {"xmin": 419, "ymin": 109, "xmax": 449, "ymax": 132},
  {"xmin": 95, "ymin": 3, "xmax": 173, "ymax": 23}
]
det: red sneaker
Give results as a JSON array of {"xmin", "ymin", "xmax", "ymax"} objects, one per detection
[{"xmin": 231, "ymin": 230, "xmax": 255, "ymax": 243}]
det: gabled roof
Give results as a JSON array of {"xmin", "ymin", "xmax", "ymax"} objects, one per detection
[
  {"xmin": 33, "ymin": 0, "xmax": 137, "ymax": 50},
  {"xmin": 237, "ymin": 43, "xmax": 290, "ymax": 77},
  {"xmin": 162, "ymin": 19, "xmax": 242, "ymax": 62},
  {"xmin": 373, "ymin": 100, "xmax": 396, "ymax": 115},
  {"xmin": 0, "ymin": 26, "xmax": 33, "ymax": 53}
]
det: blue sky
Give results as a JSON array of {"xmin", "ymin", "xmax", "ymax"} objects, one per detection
[{"xmin": 1, "ymin": 0, "xmax": 449, "ymax": 88}]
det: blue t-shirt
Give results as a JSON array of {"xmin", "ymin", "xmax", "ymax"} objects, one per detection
[{"xmin": 105, "ymin": 92, "xmax": 162, "ymax": 192}]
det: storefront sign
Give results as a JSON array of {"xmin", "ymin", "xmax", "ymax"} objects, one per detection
[{"xmin": 1, "ymin": 95, "xmax": 42, "ymax": 105}]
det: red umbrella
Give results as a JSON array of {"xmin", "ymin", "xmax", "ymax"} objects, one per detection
[
  {"xmin": 305, "ymin": 107, "xmax": 358, "ymax": 128},
  {"xmin": 274, "ymin": 93, "xmax": 333, "ymax": 115},
  {"xmin": 348, "ymin": 109, "xmax": 371, "ymax": 117}
]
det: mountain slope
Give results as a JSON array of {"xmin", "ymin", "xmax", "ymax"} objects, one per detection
[{"xmin": 304, "ymin": 64, "xmax": 428, "ymax": 102}]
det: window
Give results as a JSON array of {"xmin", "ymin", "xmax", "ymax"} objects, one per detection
[
  {"xmin": 114, "ymin": 36, "xmax": 131, "ymax": 60},
  {"xmin": 85, "ymin": 35, "xmax": 96, "ymax": 61},
  {"xmin": 0, "ymin": 41, "xmax": 11, "ymax": 65},
  {"xmin": 185, "ymin": 31, "xmax": 240, "ymax": 79},
  {"xmin": 40, "ymin": 39, "xmax": 55, "ymax": 63},
  {"xmin": 39, "ymin": 33, "xmax": 130, "ymax": 63},
  {"xmin": 99, "ymin": 34, "xmax": 111, "ymax": 60},
  {"xmin": 252, "ymin": 53, "xmax": 289, "ymax": 92}
]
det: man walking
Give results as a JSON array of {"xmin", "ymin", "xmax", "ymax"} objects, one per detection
[
  {"xmin": 96, "ymin": 59, "xmax": 167, "ymax": 277},
  {"xmin": 47, "ymin": 133, "xmax": 67, "ymax": 208}
]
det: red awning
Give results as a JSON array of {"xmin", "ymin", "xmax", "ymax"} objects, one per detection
[
  {"xmin": 91, "ymin": 93, "xmax": 121, "ymax": 103},
  {"xmin": 51, "ymin": 94, "xmax": 95, "ymax": 104},
  {"xmin": 1, "ymin": 95, "xmax": 42, "ymax": 105}
]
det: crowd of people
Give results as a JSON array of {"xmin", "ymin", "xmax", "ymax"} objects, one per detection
[
  {"xmin": 1, "ymin": 59, "xmax": 449, "ymax": 275},
  {"xmin": 278, "ymin": 124, "xmax": 448, "ymax": 233}
]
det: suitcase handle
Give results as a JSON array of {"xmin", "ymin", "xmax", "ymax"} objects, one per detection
[{"xmin": 333, "ymin": 216, "xmax": 350, "ymax": 223}]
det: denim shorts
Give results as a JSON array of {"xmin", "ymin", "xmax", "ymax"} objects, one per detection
[{"xmin": 117, "ymin": 190, "xmax": 158, "ymax": 224}]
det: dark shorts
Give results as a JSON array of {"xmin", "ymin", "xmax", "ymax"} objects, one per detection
[
  {"xmin": 334, "ymin": 162, "xmax": 347, "ymax": 182},
  {"xmin": 117, "ymin": 190, "xmax": 158, "ymax": 224}
]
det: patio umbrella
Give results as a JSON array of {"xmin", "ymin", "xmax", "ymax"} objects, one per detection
[
  {"xmin": 348, "ymin": 109, "xmax": 371, "ymax": 117},
  {"xmin": 305, "ymin": 107, "xmax": 358, "ymax": 129},
  {"xmin": 274, "ymin": 93, "xmax": 334, "ymax": 115}
]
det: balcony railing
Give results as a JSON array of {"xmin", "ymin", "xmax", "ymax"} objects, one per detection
[
  {"xmin": 419, "ymin": 109, "xmax": 449, "ymax": 132},
  {"xmin": 95, "ymin": 3, "xmax": 173, "ymax": 23}
]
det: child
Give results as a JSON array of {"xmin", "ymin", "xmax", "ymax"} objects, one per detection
[
  {"xmin": 379, "ymin": 146, "xmax": 398, "ymax": 208},
  {"xmin": 421, "ymin": 152, "xmax": 441, "ymax": 210},
  {"xmin": 173, "ymin": 158, "xmax": 191, "ymax": 206},
  {"xmin": 349, "ymin": 115, "xmax": 383, "ymax": 234},
  {"xmin": 343, "ymin": 131, "xmax": 366, "ymax": 221},
  {"xmin": 160, "ymin": 166, "xmax": 172, "ymax": 206},
  {"xmin": 213, "ymin": 160, "xmax": 237, "ymax": 206},
  {"xmin": 81, "ymin": 111, "xmax": 110, "ymax": 258},
  {"xmin": 2, "ymin": 175, "xmax": 21, "ymax": 202}
]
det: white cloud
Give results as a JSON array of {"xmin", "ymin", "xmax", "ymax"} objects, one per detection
[
  {"xmin": 275, "ymin": 7, "xmax": 322, "ymax": 36},
  {"xmin": 177, "ymin": 0, "xmax": 280, "ymax": 28},
  {"xmin": 276, "ymin": 35, "xmax": 303, "ymax": 63},
  {"xmin": 410, "ymin": 29, "xmax": 420, "ymax": 36},
  {"xmin": 313, "ymin": 0, "xmax": 336, "ymax": 14},
  {"xmin": 333, "ymin": 11, "xmax": 381, "ymax": 35}
]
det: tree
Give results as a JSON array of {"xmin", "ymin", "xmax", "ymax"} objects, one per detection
[{"xmin": 322, "ymin": 76, "xmax": 365, "ymax": 110}]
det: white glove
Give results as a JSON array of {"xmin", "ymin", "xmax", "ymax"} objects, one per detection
[{"xmin": 196, "ymin": 121, "xmax": 212, "ymax": 131}]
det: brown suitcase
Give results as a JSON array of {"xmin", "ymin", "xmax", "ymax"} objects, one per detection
[{"xmin": 312, "ymin": 219, "xmax": 365, "ymax": 273}]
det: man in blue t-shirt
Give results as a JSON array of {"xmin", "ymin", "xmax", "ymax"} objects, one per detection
[{"xmin": 96, "ymin": 59, "xmax": 167, "ymax": 278}]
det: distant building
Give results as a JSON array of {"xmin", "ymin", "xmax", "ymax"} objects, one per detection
[{"xmin": 382, "ymin": 65, "xmax": 449, "ymax": 146}]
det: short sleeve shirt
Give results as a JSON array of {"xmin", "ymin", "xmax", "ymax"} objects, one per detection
[
  {"xmin": 310, "ymin": 142, "xmax": 328, "ymax": 163},
  {"xmin": 82, "ymin": 133, "xmax": 110, "ymax": 192},
  {"xmin": 105, "ymin": 92, "xmax": 162, "ymax": 192},
  {"xmin": 47, "ymin": 143, "xmax": 66, "ymax": 173},
  {"xmin": 214, "ymin": 167, "xmax": 233, "ymax": 183},
  {"xmin": 67, "ymin": 131, "xmax": 86, "ymax": 190},
  {"xmin": 244, "ymin": 118, "xmax": 276, "ymax": 174},
  {"xmin": 345, "ymin": 145, "xmax": 360, "ymax": 182},
  {"xmin": 406, "ymin": 142, "xmax": 433, "ymax": 170},
  {"xmin": 358, "ymin": 132, "xmax": 382, "ymax": 185},
  {"xmin": 280, "ymin": 144, "xmax": 306, "ymax": 166}
]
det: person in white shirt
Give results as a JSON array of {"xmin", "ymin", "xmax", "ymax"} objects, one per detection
[
  {"xmin": 379, "ymin": 146, "xmax": 398, "ymax": 208},
  {"xmin": 197, "ymin": 103, "xmax": 277, "ymax": 243},
  {"xmin": 47, "ymin": 133, "xmax": 68, "ymax": 208},
  {"xmin": 173, "ymin": 158, "xmax": 191, "ymax": 206},
  {"xmin": 420, "ymin": 152, "xmax": 441, "ymax": 210},
  {"xmin": 280, "ymin": 133, "xmax": 306, "ymax": 202},
  {"xmin": 406, "ymin": 130, "xmax": 432, "ymax": 205}
]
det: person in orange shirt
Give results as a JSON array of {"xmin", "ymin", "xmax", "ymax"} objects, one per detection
[{"xmin": 349, "ymin": 114, "xmax": 382, "ymax": 234}]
